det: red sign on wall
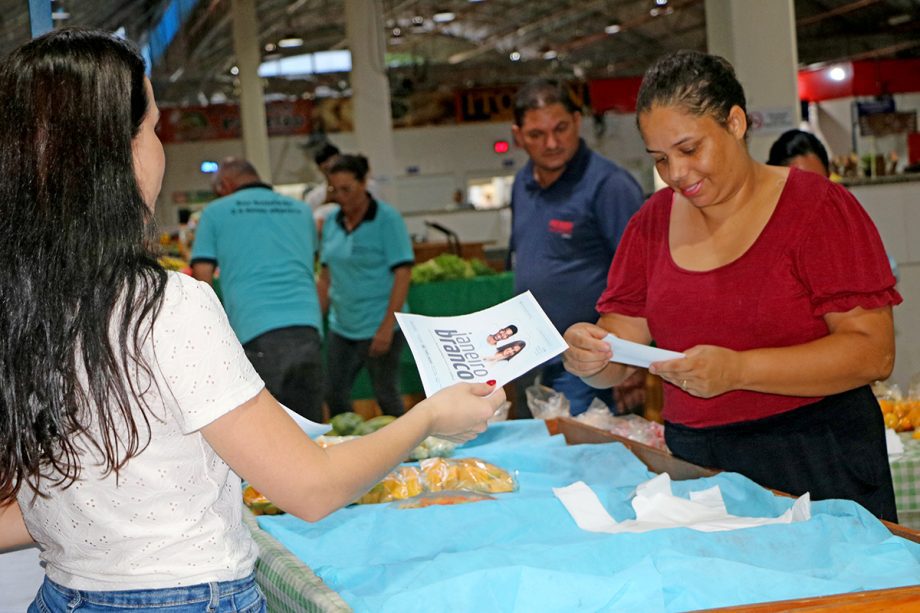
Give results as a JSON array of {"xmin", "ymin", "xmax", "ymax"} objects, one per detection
[{"xmin": 588, "ymin": 76, "xmax": 644, "ymax": 114}]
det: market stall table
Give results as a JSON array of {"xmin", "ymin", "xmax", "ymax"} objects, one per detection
[
  {"xmin": 891, "ymin": 431, "xmax": 920, "ymax": 530},
  {"xmin": 244, "ymin": 419, "xmax": 920, "ymax": 612}
]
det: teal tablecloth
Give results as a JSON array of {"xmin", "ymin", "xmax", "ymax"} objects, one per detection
[{"xmin": 257, "ymin": 420, "xmax": 920, "ymax": 612}]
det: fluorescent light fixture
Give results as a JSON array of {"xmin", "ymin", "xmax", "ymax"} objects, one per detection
[
  {"xmin": 605, "ymin": 23, "xmax": 622, "ymax": 34},
  {"xmin": 829, "ymin": 66, "xmax": 846, "ymax": 81},
  {"xmin": 509, "ymin": 51, "xmax": 521, "ymax": 61},
  {"xmin": 258, "ymin": 50, "xmax": 352, "ymax": 78},
  {"xmin": 543, "ymin": 49, "xmax": 558, "ymax": 60},
  {"xmin": 314, "ymin": 50, "xmax": 352, "ymax": 73},
  {"xmin": 433, "ymin": 11, "xmax": 455, "ymax": 23},
  {"xmin": 278, "ymin": 36, "xmax": 304, "ymax": 48},
  {"xmin": 51, "ymin": 9, "xmax": 70, "ymax": 20}
]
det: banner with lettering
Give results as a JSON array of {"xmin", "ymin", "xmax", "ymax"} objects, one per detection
[{"xmin": 157, "ymin": 99, "xmax": 313, "ymax": 143}]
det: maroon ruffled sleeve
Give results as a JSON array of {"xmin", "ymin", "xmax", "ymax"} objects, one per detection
[
  {"xmin": 596, "ymin": 191, "xmax": 667, "ymax": 317},
  {"xmin": 794, "ymin": 181, "xmax": 901, "ymax": 316}
]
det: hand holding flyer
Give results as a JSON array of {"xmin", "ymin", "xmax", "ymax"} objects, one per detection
[{"xmin": 395, "ymin": 292, "xmax": 568, "ymax": 396}]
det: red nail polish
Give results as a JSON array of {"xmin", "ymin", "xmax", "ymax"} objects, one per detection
[{"xmin": 486, "ymin": 379, "xmax": 496, "ymax": 386}]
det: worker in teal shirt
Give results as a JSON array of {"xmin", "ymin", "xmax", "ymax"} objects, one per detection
[
  {"xmin": 191, "ymin": 158, "xmax": 324, "ymax": 422},
  {"xmin": 318, "ymin": 154, "xmax": 414, "ymax": 417}
]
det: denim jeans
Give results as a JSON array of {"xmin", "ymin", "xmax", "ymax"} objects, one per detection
[
  {"xmin": 243, "ymin": 325, "xmax": 325, "ymax": 423},
  {"xmin": 29, "ymin": 573, "xmax": 265, "ymax": 612}
]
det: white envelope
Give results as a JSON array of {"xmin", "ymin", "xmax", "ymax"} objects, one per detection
[{"xmin": 604, "ymin": 334, "xmax": 685, "ymax": 368}]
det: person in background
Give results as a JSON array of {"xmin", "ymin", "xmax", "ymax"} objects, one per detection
[
  {"xmin": 767, "ymin": 129, "xmax": 831, "ymax": 177},
  {"xmin": 304, "ymin": 142, "xmax": 341, "ymax": 232},
  {"xmin": 563, "ymin": 50, "xmax": 900, "ymax": 521},
  {"xmin": 191, "ymin": 157, "xmax": 326, "ymax": 422},
  {"xmin": 509, "ymin": 78, "xmax": 645, "ymax": 417},
  {"xmin": 767, "ymin": 128, "xmax": 898, "ymax": 282},
  {"xmin": 0, "ymin": 28, "xmax": 502, "ymax": 611},
  {"xmin": 318, "ymin": 154, "xmax": 414, "ymax": 418}
]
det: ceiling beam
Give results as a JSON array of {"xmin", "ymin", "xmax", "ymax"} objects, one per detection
[
  {"xmin": 796, "ymin": 0, "xmax": 883, "ymax": 28},
  {"xmin": 557, "ymin": 0, "xmax": 703, "ymax": 55},
  {"xmin": 447, "ymin": 0, "xmax": 610, "ymax": 65}
]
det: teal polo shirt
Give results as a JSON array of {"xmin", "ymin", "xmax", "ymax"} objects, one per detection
[
  {"xmin": 190, "ymin": 183, "xmax": 322, "ymax": 344},
  {"xmin": 320, "ymin": 197, "xmax": 414, "ymax": 340}
]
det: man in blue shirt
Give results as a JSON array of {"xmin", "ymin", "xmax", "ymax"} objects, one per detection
[
  {"xmin": 191, "ymin": 158, "xmax": 325, "ymax": 421},
  {"xmin": 510, "ymin": 79, "xmax": 645, "ymax": 416}
]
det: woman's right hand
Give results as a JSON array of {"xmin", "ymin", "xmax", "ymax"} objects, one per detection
[
  {"xmin": 562, "ymin": 322, "xmax": 613, "ymax": 378},
  {"xmin": 421, "ymin": 382, "xmax": 505, "ymax": 444}
]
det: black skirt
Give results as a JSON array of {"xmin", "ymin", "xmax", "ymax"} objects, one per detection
[{"xmin": 665, "ymin": 385, "xmax": 898, "ymax": 522}]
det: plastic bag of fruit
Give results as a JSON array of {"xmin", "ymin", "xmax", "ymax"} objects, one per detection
[
  {"xmin": 242, "ymin": 484, "xmax": 283, "ymax": 516},
  {"xmin": 874, "ymin": 379, "xmax": 919, "ymax": 432},
  {"xmin": 354, "ymin": 465, "xmax": 424, "ymax": 505},
  {"xmin": 407, "ymin": 436, "xmax": 457, "ymax": 460},
  {"xmin": 419, "ymin": 457, "xmax": 517, "ymax": 494},
  {"xmin": 391, "ymin": 491, "xmax": 495, "ymax": 510},
  {"xmin": 575, "ymin": 403, "xmax": 667, "ymax": 450}
]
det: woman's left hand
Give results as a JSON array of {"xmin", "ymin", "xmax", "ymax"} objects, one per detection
[
  {"xmin": 649, "ymin": 345, "xmax": 740, "ymax": 398},
  {"xmin": 370, "ymin": 326, "xmax": 394, "ymax": 357}
]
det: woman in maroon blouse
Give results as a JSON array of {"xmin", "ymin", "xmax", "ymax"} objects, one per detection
[{"xmin": 562, "ymin": 50, "xmax": 901, "ymax": 521}]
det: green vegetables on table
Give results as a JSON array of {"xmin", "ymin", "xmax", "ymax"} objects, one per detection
[
  {"xmin": 411, "ymin": 253, "xmax": 495, "ymax": 285},
  {"xmin": 323, "ymin": 412, "xmax": 457, "ymax": 460}
]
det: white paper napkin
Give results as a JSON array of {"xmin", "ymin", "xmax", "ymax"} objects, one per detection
[
  {"xmin": 553, "ymin": 474, "xmax": 810, "ymax": 534},
  {"xmin": 603, "ymin": 334, "xmax": 685, "ymax": 368}
]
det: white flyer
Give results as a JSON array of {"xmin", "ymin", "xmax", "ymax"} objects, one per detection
[
  {"xmin": 604, "ymin": 334, "xmax": 685, "ymax": 368},
  {"xmin": 395, "ymin": 291, "xmax": 568, "ymax": 396}
]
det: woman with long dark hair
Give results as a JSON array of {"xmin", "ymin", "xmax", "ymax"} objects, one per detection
[{"xmin": 0, "ymin": 28, "xmax": 501, "ymax": 610}]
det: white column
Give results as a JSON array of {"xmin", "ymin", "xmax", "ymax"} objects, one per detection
[
  {"xmin": 705, "ymin": 0, "xmax": 800, "ymax": 162},
  {"xmin": 231, "ymin": 0, "xmax": 271, "ymax": 180},
  {"xmin": 344, "ymin": 0, "xmax": 398, "ymax": 201}
]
